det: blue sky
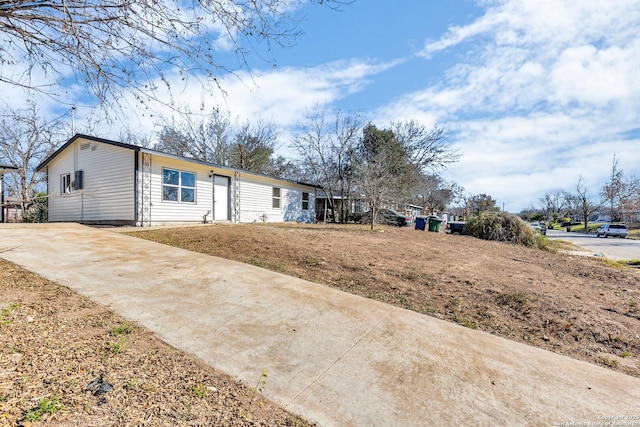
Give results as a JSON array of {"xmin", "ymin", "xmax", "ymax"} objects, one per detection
[{"xmin": 6, "ymin": 0, "xmax": 640, "ymax": 212}]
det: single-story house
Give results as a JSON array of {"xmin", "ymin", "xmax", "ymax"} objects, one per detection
[
  {"xmin": 36, "ymin": 134, "xmax": 317, "ymax": 226},
  {"xmin": 401, "ymin": 204, "xmax": 424, "ymax": 218},
  {"xmin": 1, "ymin": 199, "xmax": 23, "ymax": 223},
  {"xmin": 314, "ymin": 190, "xmax": 368, "ymax": 223},
  {"xmin": 0, "ymin": 164, "xmax": 18, "ymax": 223}
]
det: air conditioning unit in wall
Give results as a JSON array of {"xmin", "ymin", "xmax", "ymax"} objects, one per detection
[{"xmin": 73, "ymin": 170, "xmax": 84, "ymax": 190}]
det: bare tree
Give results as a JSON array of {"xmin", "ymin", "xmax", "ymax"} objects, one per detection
[
  {"xmin": 416, "ymin": 174, "xmax": 459, "ymax": 215},
  {"xmin": 601, "ymin": 155, "xmax": 639, "ymax": 223},
  {"xmin": 0, "ymin": 1, "xmax": 339, "ymax": 107},
  {"xmin": 264, "ymin": 155, "xmax": 302, "ymax": 181},
  {"xmin": 118, "ymin": 129, "xmax": 154, "ymax": 149},
  {"xmin": 571, "ymin": 176, "xmax": 603, "ymax": 232},
  {"xmin": 292, "ymin": 106, "xmax": 362, "ymax": 222},
  {"xmin": 0, "ymin": 102, "xmax": 66, "ymax": 220},
  {"xmin": 539, "ymin": 190, "xmax": 569, "ymax": 221},
  {"xmin": 155, "ymin": 108, "xmax": 232, "ymax": 163},
  {"xmin": 353, "ymin": 122, "xmax": 459, "ymax": 229},
  {"xmin": 392, "ymin": 121, "xmax": 460, "ymax": 173}
]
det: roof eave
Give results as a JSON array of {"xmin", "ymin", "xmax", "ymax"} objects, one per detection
[{"xmin": 36, "ymin": 134, "xmax": 141, "ymax": 171}]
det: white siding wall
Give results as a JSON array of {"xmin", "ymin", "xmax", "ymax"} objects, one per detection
[
  {"xmin": 46, "ymin": 137, "xmax": 315, "ymax": 225},
  {"xmin": 148, "ymin": 156, "xmax": 234, "ymax": 225},
  {"xmin": 236, "ymin": 174, "xmax": 315, "ymax": 223},
  {"xmin": 47, "ymin": 139, "xmax": 135, "ymax": 222}
]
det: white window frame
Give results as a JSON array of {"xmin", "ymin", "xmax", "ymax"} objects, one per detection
[
  {"xmin": 162, "ymin": 168, "xmax": 196, "ymax": 204},
  {"xmin": 272, "ymin": 187, "xmax": 281, "ymax": 209},
  {"xmin": 61, "ymin": 173, "xmax": 72, "ymax": 194},
  {"xmin": 302, "ymin": 192, "xmax": 310, "ymax": 211}
]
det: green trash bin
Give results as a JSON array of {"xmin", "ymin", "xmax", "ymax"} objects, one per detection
[{"xmin": 428, "ymin": 217, "xmax": 443, "ymax": 232}]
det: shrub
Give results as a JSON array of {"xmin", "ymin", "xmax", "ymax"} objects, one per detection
[{"xmin": 464, "ymin": 212, "xmax": 537, "ymax": 247}]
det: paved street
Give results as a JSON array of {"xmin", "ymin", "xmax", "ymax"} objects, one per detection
[{"xmin": 547, "ymin": 229, "xmax": 640, "ymax": 260}]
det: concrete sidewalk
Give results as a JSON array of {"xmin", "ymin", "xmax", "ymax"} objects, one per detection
[{"xmin": 1, "ymin": 223, "xmax": 639, "ymax": 426}]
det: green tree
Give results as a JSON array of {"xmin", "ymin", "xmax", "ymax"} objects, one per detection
[
  {"xmin": 468, "ymin": 194, "xmax": 499, "ymax": 215},
  {"xmin": 228, "ymin": 121, "xmax": 278, "ymax": 174},
  {"xmin": 354, "ymin": 122, "xmax": 459, "ymax": 229},
  {"xmin": 353, "ymin": 125, "xmax": 403, "ymax": 229}
]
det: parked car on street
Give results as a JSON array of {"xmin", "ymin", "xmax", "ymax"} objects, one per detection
[
  {"xmin": 354, "ymin": 208, "xmax": 412, "ymax": 227},
  {"xmin": 529, "ymin": 222, "xmax": 547, "ymax": 235},
  {"xmin": 445, "ymin": 221, "xmax": 466, "ymax": 235},
  {"xmin": 596, "ymin": 223, "xmax": 627, "ymax": 238}
]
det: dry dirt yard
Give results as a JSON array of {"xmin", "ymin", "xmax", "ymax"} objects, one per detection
[
  {"xmin": 0, "ymin": 260, "xmax": 310, "ymax": 426},
  {"xmin": 2, "ymin": 222, "xmax": 639, "ymax": 426},
  {"xmin": 129, "ymin": 222, "xmax": 640, "ymax": 379}
]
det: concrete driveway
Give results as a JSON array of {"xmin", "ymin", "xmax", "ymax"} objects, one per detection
[
  {"xmin": 547, "ymin": 229, "xmax": 640, "ymax": 260},
  {"xmin": 1, "ymin": 223, "xmax": 639, "ymax": 426}
]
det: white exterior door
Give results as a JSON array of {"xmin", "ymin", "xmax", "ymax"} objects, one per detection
[{"xmin": 213, "ymin": 175, "xmax": 230, "ymax": 221}]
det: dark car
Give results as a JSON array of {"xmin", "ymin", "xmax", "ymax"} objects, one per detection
[
  {"xmin": 445, "ymin": 221, "xmax": 466, "ymax": 235},
  {"xmin": 355, "ymin": 208, "xmax": 412, "ymax": 227}
]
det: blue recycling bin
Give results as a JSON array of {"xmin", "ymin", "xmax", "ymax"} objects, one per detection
[{"xmin": 415, "ymin": 216, "xmax": 427, "ymax": 231}]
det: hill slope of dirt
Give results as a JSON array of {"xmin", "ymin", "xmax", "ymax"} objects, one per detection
[{"xmin": 129, "ymin": 223, "xmax": 640, "ymax": 378}]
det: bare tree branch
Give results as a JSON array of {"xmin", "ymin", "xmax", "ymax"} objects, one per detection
[
  {"xmin": 0, "ymin": 101, "xmax": 66, "ymax": 220},
  {"xmin": 0, "ymin": 0, "xmax": 336, "ymax": 109}
]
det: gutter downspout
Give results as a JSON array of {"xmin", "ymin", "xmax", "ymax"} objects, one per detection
[{"xmin": 1, "ymin": 173, "xmax": 4, "ymax": 223}]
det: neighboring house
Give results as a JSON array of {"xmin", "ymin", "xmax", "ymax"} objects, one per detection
[
  {"xmin": 36, "ymin": 134, "xmax": 317, "ymax": 226},
  {"xmin": 592, "ymin": 213, "xmax": 612, "ymax": 222},
  {"xmin": 401, "ymin": 204, "xmax": 424, "ymax": 218},
  {"xmin": 314, "ymin": 190, "xmax": 367, "ymax": 222},
  {"xmin": 2, "ymin": 200, "xmax": 23, "ymax": 223},
  {"xmin": 0, "ymin": 164, "xmax": 18, "ymax": 223}
]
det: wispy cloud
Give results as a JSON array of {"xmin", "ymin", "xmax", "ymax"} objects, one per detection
[
  {"xmin": 212, "ymin": 59, "xmax": 401, "ymax": 125},
  {"xmin": 380, "ymin": 0, "xmax": 640, "ymax": 210},
  {"xmin": 63, "ymin": 57, "xmax": 400, "ymax": 142}
]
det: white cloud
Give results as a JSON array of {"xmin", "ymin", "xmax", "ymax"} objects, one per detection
[
  {"xmin": 212, "ymin": 59, "xmax": 401, "ymax": 126},
  {"xmin": 61, "ymin": 57, "xmax": 399, "ymax": 145},
  {"xmin": 387, "ymin": 0, "xmax": 640, "ymax": 211}
]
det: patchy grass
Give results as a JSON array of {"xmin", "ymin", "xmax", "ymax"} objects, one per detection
[
  {"xmin": 0, "ymin": 258, "xmax": 311, "ymax": 426},
  {"xmin": 496, "ymin": 292, "xmax": 529, "ymax": 310},
  {"xmin": 543, "ymin": 238, "xmax": 584, "ymax": 252},
  {"xmin": 25, "ymin": 396, "xmax": 63, "ymax": 422},
  {"xmin": 563, "ymin": 222, "xmax": 600, "ymax": 233},
  {"xmin": 626, "ymin": 227, "xmax": 640, "ymax": 240},
  {"xmin": 110, "ymin": 322, "xmax": 136, "ymax": 337}
]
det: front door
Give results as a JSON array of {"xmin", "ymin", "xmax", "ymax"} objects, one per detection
[{"xmin": 213, "ymin": 175, "xmax": 230, "ymax": 221}]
